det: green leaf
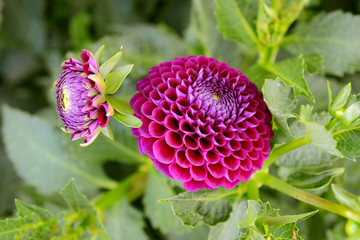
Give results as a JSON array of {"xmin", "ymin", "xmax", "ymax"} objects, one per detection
[
  {"xmin": 59, "ymin": 179, "xmax": 94, "ymax": 214},
  {"xmin": 104, "ymin": 198, "xmax": 147, "ymax": 240},
  {"xmin": 263, "ymin": 78, "xmax": 297, "ymax": 119},
  {"xmin": 303, "ymin": 53, "xmax": 324, "ymax": 74},
  {"xmin": 215, "ymin": 0, "xmax": 260, "ymax": 49},
  {"xmin": 329, "ymin": 82, "xmax": 351, "ymax": 116},
  {"xmin": 262, "ymin": 211, "xmax": 318, "ymax": 226},
  {"xmin": 143, "ymin": 170, "xmax": 189, "ymax": 234},
  {"xmin": 278, "ymin": 112, "xmax": 336, "ymax": 169},
  {"xmin": 282, "ymin": 10, "xmax": 360, "ymax": 76},
  {"xmin": 0, "ymin": 218, "xmax": 43, "ymax": 240},
  {"xmin": 113, "ymin": 111, "xmax": 142, "ymax": 128},
  {"xmin": 106, "ymin": 95, "xmax": 133, "ymax": 114},
  {"xmin": 333, "ymin": 126, "xmax": 360, "ymax": 160},
  {"xmin": 300, "ymin": 105, "xmax": 343, "ymax": 157},
  {"xmin": 94, "ymin": 44, "xmax": 105, "ymax": 64},
  {"xmin": 99, "ymin": 49, "xmax": 123, "ymax": 79},
  {"xmin": 208, "ymin": 201, "xmax": 248, "ymax": 240},
  {"xmin": 247, "ymin": 56, "xmax": 314, "ymax": 101},
  {"xmin": 105, "ymin": 64, "xmax": 133, "ymax": 94},
  {"xmin": 331, "ymin": 185, "xmax": 360, "ymax": 213},
  {"xmin": 286, "ymin": 168, "xmax": 344, "ymax": 194},
  {"xmin": 1, "ymin": 105, "xmax": 116, "ymax": 193},
  {"xmin": 15, "ymin": 199, "xmax": 52, "ymax": 222},
  {"xmin": 162, "ymin": 189, "xmax": 232, "ymax": 227},
  {"xmin": 101, "ymin": 125, "xmax": 114, "ymax": 141},
  {"xmin": 238, "ymin": 200, "xmax": 316, "ymax": 240}
]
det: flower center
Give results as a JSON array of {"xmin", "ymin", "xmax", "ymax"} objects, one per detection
[{"xmin": 61, "ymin": 88, "xmax": 70, "ymax": 111}]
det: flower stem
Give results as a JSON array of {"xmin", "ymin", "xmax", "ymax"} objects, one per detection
[
  {"xmin": 254, "ymin": 171, "xmax": 360, "ymax": 223},
  {"xmin": 263, "ymin": 136, "xmax": 309, "ymax": 168},
  {"xmin": 94, "ymin": 171, "xmax": 147, "ymax": 211}
]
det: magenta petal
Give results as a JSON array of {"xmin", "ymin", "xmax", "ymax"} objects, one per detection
[
  {"xmin": 186, "ymin": 149, "xmax": 204, "ymax": 166},
  {"xmin": 153, "ymin": 139, "xmax": 175, "ymax": 164},
  {"xmin": 190, "ymin": 165, "xmax": 207, "ymax": 181},
  {"xmin": 205, "ymin": 175, "xmax": 225, "ymax": 189},
  {"xmin": 183, "ymin": 179, "xmax": 205, "ymax": 191},
  {"xmin": 169, "ymin": 163, "xmax": 192, "ymax": 182},
  {"xmin": 207, "ymin": 163, "xmax": 226, "ymax": 178}
]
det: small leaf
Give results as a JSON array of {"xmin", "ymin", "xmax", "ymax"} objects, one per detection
[
  {"xmin": 329, "ymin": 83, "xmax": 351, "ymax": 116},
  {"xmin": 101, "ymin": 125, "xmax": 114, "ymax": 141},
  {"xmin": 263, "ymin": 210, "xmax": 318, "ymax": 226},
  {"xmin": 331, "ymin": 185, "xmax": 360, "ymax": 213},
  {"xmin": 333, "ymin": 126, "xmax": 360, "ymax": 160},
  {"xmin": 59, "ymin": 179, "xmax": 94, "ymax": 214},
  {"xmin": 215, "ymin": 0, "xmax": 260, "ymax": 49},
  {"xmin": 94, "ymin": 44, "xmax": 105, "ymax": 64},
  {"xmin": 105, "ymin": 64, "xmax": 133, "ymax": 94},
  {"xmin": 99, "ymin": 49, "xmax": 123, "ymax": 79},
  {"xmin": 161, "ymin": 189, "xmax": 232, "ymax": 227},
  {"xmin": 113, "ymin": 111, "xmax": 142, "ymax": 128},
  {"xmin": 286, "ymin": 168, "xmax": 344, "ymax": 194},
  {"xmin": 15, "ymin": 200, "xmax": 52, "ymax": 222},
  {"xmin": 300, "ymin": 105, "xmax": 343, "ymax": 157}
]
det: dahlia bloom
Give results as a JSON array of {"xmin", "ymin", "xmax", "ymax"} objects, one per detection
[
  {"xmin": 56, "ymin": 50, "xmax": 114, "ymax": 147},
  {"xmin": 131, "ymin": 55, "xmax": 273, "ymax": 191}
]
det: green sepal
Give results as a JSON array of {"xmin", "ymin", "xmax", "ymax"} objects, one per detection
[
  {"xmin": 101, "ymin": 125, "xmax": 114, "ymax": 141},
  {"xmin": 106, "ymin": 95, "xmax": 134, "ymax": 114},
  {"xmin": 327, "ymin": 81, "xmax": 334, "ymax": 110},
  {"xmin": 99, "ymin": 47, "xmax": 123, "ymax": 79},
  {"xmin": 113, "ymin": 111, "xmax": 142, "ymax": 128},
  {"xmin": 94, "ymin": 44, "xmax": 105, "ymax": 65},
  {"xmin": 329, "ymin": 82, "xmax": 351, "ymax": 116},
  {"xmin": 339, "ymin": 101, "xmax": 360, "ymax": 127},
  {"xmin": 105, "ymin": 64, "xmax": 134, "ymax": 94}
]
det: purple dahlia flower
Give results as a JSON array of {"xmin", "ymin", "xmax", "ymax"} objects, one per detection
[
  {"xmin": 131, "ymin": 55, "xmax": 273, "ymax": 191},
  {"xmin": 56, "ymin": 50, "xmax": 114, "ymax": 147}
]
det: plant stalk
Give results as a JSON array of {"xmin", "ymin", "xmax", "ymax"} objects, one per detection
[
  {"xmin": 254, "ymin": 171, "xmax": 360, "ymax": 223},
  {"xmin": 263, "ymin": 136, "xmax": 309, "ymax": 168}
]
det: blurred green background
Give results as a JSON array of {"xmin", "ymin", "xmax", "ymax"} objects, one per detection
[{"xmin": 1, "ymin": 0, "xmax": 360, "ymax": 239}]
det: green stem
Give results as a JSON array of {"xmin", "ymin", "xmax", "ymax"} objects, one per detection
[
  {"xmin": 247, "ymin": 179, "xmax": 259, "ymax": 200},
  {"xmin": 263, "ymin": 136, "xmax": 309, "ymax": 168},
  {"xmin": 94, "ymin": 171, "xmax": 147, "ymax": 211},
  {"xmin": 259, "ymin": 46, "xmax": 279, "ymax": 65},
  {"xmin": 254, "ymin": 171, "xmax": 360, "ymax": 223}
]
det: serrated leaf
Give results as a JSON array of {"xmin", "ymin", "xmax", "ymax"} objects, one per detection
[
  {"xmin": 59, "ymin": 179, "xmax": 94, "ymax": 214},
  {"xmin": 286, "ymin": 168, "xmax": 344, "ymax": 192},
  {"xmin": 263, "ymin": 79, "xmax": 297, "ymax": 119},
  {"xmin": 263, "ymin": 210, "xmax": 318, "ymax": 226},
  {"xmin": 215, "ymin": 0, "xmax": 260, "ymax": 49},
  {"xmin": 300, "ymin": 105, "xmax": 343, "ymax": 157},
  {"xmin": 303, "ymin": 53, "xmax": 324, "ymax": 74},
  {"xmin": 277, "ymin": 113, "xmax": 336, "ymax": 169},
  {"xmin": 238, "ymin": 200, "xmax": 315, "ymax": 240},
  {"xmin": 105, "ymin": 64, "xmax": 133, "ymax": 94},
  {"xmin": 0, "ymin": 218, "xmax": 41, "ymax": 240},
  {"xmin": 99, "ymin": 50, "xmax": 123, "ymax": 79},
  {"xmin": 143, "ymin": 170, "xmax": 189, "ymax": 234},
  {"xmin": 246, "ymin": 56, "xmax": 314, "ymax": 101},
  {"xmin": 282, "ymin": 10, "xmax": 360, "ymax": 76},
  {"xmin": 269, "ymin": 222, "xmax": 301, "ymax": 240},
  {"xmin": 331, "ymin": 185, "xmax": 360, "ymax": 213},
  {"xmin": 208, "ymin": 201, "xmax": 248, "ymax": 240},
  {"xmin": 162, "ymin": 189, "xmax": 232, "ymax": 227},
  {"xmin": 1, "ymin": 105, "xmax": 116, "ymax": 194},
  {"xmin": 104, "ymin": 198, "xmax": 147, "ymax": 240},
  {"xmin": 15, "ymin": 200, "xmax": 52, "ymax": 222},
  {"xmin": 333, "ymin": 126, "xmax": 360, "ymax": 160}
]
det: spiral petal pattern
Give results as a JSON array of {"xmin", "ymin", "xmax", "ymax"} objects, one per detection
[{"xmin": 131, "ymin": 56, "xmax": 273, "ymax": 191}]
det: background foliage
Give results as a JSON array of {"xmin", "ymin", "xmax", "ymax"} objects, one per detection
[{"xmin": 1, "ymin": 0, "xmax": 360, "ymax": 239}]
